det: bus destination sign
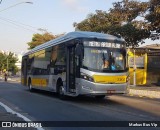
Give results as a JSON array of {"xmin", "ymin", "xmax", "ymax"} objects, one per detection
[{"xmin": 83, "ymin": 41, "xmax": 123, "ymax": 48}]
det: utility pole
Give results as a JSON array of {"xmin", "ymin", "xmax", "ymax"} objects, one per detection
[
  {"xmin": 133, "ymin": 49, "xmax": 136, "ymax": 86},
  {"xmin": 7, "ymin": 58, "xmax": 8, "ymax": 73},
  {"xmin": 0, "ymin": 0, "xmax": 2, "ymax": 4}
]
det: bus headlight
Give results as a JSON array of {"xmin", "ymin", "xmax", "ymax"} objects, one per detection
[{"xmin": 80, "ymin": 73, "xmax": 94, "ymax": 82}]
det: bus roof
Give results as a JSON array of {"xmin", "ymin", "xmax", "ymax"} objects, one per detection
[{"xmin": 24, "ymin": 31, "xmax": 125, "ymax": 56}]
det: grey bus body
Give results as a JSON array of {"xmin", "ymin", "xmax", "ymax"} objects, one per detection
[{"xmin": 21, "ymin": 31, "xmax": 129, "ymax": 98}]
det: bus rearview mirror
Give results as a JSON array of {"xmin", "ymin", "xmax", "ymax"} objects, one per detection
[
  {"xmin": 120, "ymin": 49, "xmax": 126, "ymax": 56},
  {"xmin": 75, "ymin": 44, "xmax": 83, "ymax": 57}
]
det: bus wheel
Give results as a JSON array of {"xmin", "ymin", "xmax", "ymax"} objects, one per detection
[
  {"xmin": 28, "ymin": 79, "xmax": 33, "ymax": 92},
  {"xmin": 95, "ymin": 95, "xmax": 105, "ymax": 99},
  {"xmin": 59, "ymin": 85, "xmax": 66, "ymax": 100}
]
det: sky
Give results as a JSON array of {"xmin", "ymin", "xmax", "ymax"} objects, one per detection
[{"xmin": 0, "ymin": 0, "xmax": 159, "ymax": 53}]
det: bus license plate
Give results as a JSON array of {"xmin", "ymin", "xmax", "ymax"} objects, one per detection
[{"xmin": 107, "ymin": 90, "xmax": 115, "ymax": 94}]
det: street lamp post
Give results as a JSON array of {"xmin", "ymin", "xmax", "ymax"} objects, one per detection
[
  {"xmin": 0, "ymin": 1, "xmax": 33, "ymax": 13},
  {"xmin": 133, "ymin": 49, "xmax": 136, "ymax": 86},
  {"xmin": 7, "ymin": 58, "xmax": 8, "ymax": 73}
]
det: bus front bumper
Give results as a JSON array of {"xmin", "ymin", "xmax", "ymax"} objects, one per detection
[{"xmin": 77, "ymin": 79, "xmax": 128, "ymax": 96}]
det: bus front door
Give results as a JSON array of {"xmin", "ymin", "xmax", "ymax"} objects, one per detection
[
  {"xmin": 22, "ymin": 57, "xmax": 28, "ymax": 86},
  {"xmin": 67, "ymin": 46, "xmax": 76, "ymax": 93}
]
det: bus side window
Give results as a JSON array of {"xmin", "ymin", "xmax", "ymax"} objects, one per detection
[
  {"xmin": 50, "ymin": 45, "xmax": 66, "ymax": 74},
  {"xmin": 51, "ymin": 46, "xmax": 58, "ymax": 66}
]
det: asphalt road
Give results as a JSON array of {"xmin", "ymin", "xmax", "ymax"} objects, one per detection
[{"xmin": 0, "ymin": 80, "xmax": 160, "ymax": 130}]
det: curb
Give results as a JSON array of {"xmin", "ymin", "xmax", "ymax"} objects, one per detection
[
  {"xmin": 6, "ymin": 77, "xmax": 20, "ymax": 82},
  {"xmin": 128, "ymin": 88, "xmax": 160, "ymax": 99},
  {"xmin": 0, "ymin": 77, "xmax": 20, "ymax": 83},
  {"xmin": 9, "ymin": 78, "xmax": 21, "ymax": 82}
]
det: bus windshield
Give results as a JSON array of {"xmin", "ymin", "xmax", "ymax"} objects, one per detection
[{"xmin": 82, "ymin": 41, "xmax": 126, "ymax": 72}]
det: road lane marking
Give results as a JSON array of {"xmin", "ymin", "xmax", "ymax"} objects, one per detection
[{"xmin": 0, "ymin": 101, "xmax": 45, "ymax": 130}]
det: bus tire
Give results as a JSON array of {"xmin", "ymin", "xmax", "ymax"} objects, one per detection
[
  {"xmin": 95, "ymin": 95, "xmax": 105, "ymax": 99},
  {"xmin": 57, "ymin": 80, "xmax": 66, "ymax": 100},
  {"xmin": 28, "ymin": 78, "xmax": 33, "ymax": 92},
  {"xmin": 59, "ymin": 85, "xmax": 66, "ymax": 100}
]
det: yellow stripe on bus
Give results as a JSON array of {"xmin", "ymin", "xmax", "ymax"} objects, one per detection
[
  {"xmin": 93, "ymin": 75, "xmax": 126, "ymax": 84},
  {"xmin": 32, "ymin": 78, "xmax": 48, "ymax": 87}
]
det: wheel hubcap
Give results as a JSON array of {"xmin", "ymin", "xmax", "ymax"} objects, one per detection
[
  {"xmin": 29, "ymin": 84, "xmax": 32, "ymax": 90},
  {"xmin": 60, "ymin": 86, "xmax": 64, "ymax": 95}
]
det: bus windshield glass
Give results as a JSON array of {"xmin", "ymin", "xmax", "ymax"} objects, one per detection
[{"xmin": 82, "ymin": 41, "xmax": 126, "ymax": 72}]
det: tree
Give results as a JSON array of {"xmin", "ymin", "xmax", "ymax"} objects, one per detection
[
  {"xmin": 27, "ymin": 32, "xmax": 63, "ymax": 49},
  {"xmin": 109, "ymin": 0, "xmax": 150, "ymax": 47},
  {"xmin": 74, "ymin": 0, "xmax": 152, "ymax": 47},
  {"xmin": 0, "ymin": 52, "xmax": 18, "ymax": 74},
  {"xmin": 145, "ymin": 0, "xmax": 160, "ymax": 40},
  {"xmin": 74, "ymin": 10, "xmax": 110, "ymax": 32}
]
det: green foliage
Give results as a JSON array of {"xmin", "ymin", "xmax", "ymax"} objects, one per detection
[
  {"xmin": 145, "ymin": 0, "xmax": 160, "ymax": 40},
  {"xmin": 0, "ymin": 52, "xmax": 18, "ymax": 73},
  {"xmin": 27, "ymin": 32, "xmax": 63, "ymax": 50},
  {"xmin": 118, "ymin": 23, "xmax": 150, "ymax": 47},
  {"xmin": 74, "ymin": 10, "xmax": 110, "ymax": 32},
  {"xmin": 75, "ymin": 0, "xmax": 159, "ymax": 47}
]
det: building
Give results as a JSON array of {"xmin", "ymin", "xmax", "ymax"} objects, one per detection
[{"xmin": 128, "ymin": 43, "xmax": 160, "ymax": 86}]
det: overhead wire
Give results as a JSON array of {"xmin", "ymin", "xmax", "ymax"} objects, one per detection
[
  {"xmin": 0, "ymin": 1, "xmax": 48, "ymax": 33},
  {"xmin": 0, "ymin": 16, "xmax": 49, "ymax": 33},
  {"xmin": 0, "ymin": 16, "xmax": 39, "ymax": 30},
  {"xmin": 0, "ymin": 16, "xmax": 38, "ymax": 33}
]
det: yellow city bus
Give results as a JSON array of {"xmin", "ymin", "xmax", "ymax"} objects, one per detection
[{"xmin": 21, "ymin": 31, "xmax": 129, "ymax": 99}]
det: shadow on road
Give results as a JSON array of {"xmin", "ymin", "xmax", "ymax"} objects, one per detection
[{"xmin": 1, "ymin": 81, "xmax": 160, "ymax": 121}]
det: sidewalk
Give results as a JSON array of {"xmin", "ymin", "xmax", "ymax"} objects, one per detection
[
  {"xmin": 8, "ymin": 76, "xmax": 21, "ymax": 82},
  {"xmin": 128, "ymin": 85, "xmax": 160, "ymax": 99},
  {"xmin": 0, "ymin": 76, "xmax": 20, "ymax": 82}
]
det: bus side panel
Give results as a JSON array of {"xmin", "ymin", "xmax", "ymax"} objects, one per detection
[
  {"xmin": 21, "ymin": 56, "xmax": 28, "ymax": 86},
  {"xmin": 30, "ymin": 75, "xmax": 48, "ymax": 88}
]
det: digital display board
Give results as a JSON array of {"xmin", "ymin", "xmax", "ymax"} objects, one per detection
[{"xmin": 83, "ymin": 41, "xmax": 124, "ymax": 48}]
